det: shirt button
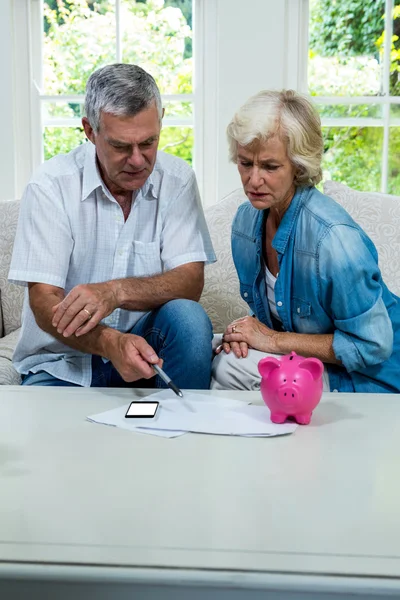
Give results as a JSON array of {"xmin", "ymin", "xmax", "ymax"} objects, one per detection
[
  {"xmin": 297, "ymin": 307, "xmax": 301, "ymax": 313},
  {"xmin": 277, "ymin": 301, "xmax": 283, "ymax": 307},
  {"xmin": 244, "ymin": 292, "xmax": 248, "ymax": 298},
  {"xmin": 118, "ymin": 250, "xmax": 123, "ymax": 256}
]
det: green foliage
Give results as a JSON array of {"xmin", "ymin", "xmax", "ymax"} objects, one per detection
[
  {"xmin": 164, "ymin": 0, "xmax": 192, "ymax": 58},
  {"xmin": 44, "ymin": 127, "xmax": 86, "ymax": 160},
  {"xmin": 159, "ymin": 127, "xmax": 193, "ymax": 164},
  {"xmin": 309, "ymin": 0, "xmax": 385, "ymax": 57}
]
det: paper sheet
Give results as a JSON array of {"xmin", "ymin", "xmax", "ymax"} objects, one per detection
[{"xmin": 87, "ymin": 390, "xmax": 297, "ymax": 438}]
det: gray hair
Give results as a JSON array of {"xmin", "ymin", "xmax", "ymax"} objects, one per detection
[
  {"xmin": 227, "ymin": 90, "xmax": 323, "ymax": 187},
  {"xmin": 84, "ymin": 63, "xmax": 163, "ymax": 132}
]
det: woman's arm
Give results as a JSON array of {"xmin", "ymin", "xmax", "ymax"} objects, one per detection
[{"xmin": 222, "ymin": 316, "xmax": 340, "ymax": 363}]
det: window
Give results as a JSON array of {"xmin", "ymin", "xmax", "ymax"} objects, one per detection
[
  {"xmin": 31, "ymin": 0, "xmax": 194, "ymax": 166},
  {"xmin": 308, "ymin": 0, "xmax": 400, "ymax": 194}
]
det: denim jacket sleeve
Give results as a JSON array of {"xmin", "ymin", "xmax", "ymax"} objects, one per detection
[{"xmin": 317, "ymin": 224, "xmax": 393, "ymax": 372}]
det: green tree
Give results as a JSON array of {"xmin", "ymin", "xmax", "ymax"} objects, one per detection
[{"xmin": 309, "ymin": 0, "xmax": 386, "ymax": 57}]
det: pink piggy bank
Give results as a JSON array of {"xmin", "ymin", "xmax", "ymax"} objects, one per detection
[{"xmin": 258, "ymin": 351, "xmax": 324, "ymax": 425}]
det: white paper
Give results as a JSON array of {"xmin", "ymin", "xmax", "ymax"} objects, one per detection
[{"xmin": 87, "ymin": 390, "xmax": 297, "ymax": 438}]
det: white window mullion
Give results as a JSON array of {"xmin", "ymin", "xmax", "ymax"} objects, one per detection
[
  {"xmin": 285, "ymin": 0, "xmax": 309, "ymax": 91},
  {"xmin": 30, "ymin": 0, "xmax": 44, "ymax": 165},
  {"xmin": 381, "ymin": 0, "xmax": 394, "ymax": 193},
  {"xmin": 115, "ymin": 0, "xmax": 122, "ymax": 63},
  {"xmin": 193, "ymin": 0, "xmax": 217, "ymax": 206}
]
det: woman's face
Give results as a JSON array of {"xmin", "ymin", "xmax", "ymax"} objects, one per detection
[{"xmin": 237, "ymin": 136, "xmax": 297, "ymax": 213}]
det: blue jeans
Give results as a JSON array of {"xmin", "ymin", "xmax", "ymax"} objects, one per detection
[{"xmin": 21, "ymin": 299, "xmax": 213, "ymax": 389}]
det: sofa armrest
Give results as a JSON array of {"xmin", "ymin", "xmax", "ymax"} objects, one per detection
[{"xmin": 0, "ymin": 328, "xmax": 21, "ymax": 385}]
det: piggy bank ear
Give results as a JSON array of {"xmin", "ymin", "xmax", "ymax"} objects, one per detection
[
  {"xmin": 258, "ymin": 356, "xmax": 281, "ymax": 378},
  {"xmin": 299, "ymin": 357, "xmax": 324, "ymax": 381}
]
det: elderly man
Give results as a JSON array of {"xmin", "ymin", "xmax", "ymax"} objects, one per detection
[{"xmin": 9, "ymin": 63, "xmax": 215, "ymax": 388}]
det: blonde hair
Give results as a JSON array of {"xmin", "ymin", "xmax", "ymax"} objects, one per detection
[{"xmin": 226, "ymin": 90, "xmax": 323, "ymax": 186}]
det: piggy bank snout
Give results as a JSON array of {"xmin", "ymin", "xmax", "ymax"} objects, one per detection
[{"xmin": 278, "ymin": 384, "xmax": 298, "ymax": 405}]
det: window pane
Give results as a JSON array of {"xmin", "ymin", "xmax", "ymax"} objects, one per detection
[
  {"xmin": 42, "ymin": 0, "xmax": 193, "ymax": 96},
  {"xmin": 43, "ymin": 0, "xmax": 117, "ymax": 95},
  {"xmin": 390, "ymin": 103, "xmax": 400, "ymax": 120},
  {"xmin": 309, "ymin": 0, "xmax": 384, "ymax": 96},
  {"xmin": 44, "ymin": 127, "xmax": 86, "ymax": 161},
  {"xmin": 317, "ymin": 104, "xmax": 382, "ymax": 119},
  {"xmin": 159, "ymin": 127, "xmax": 193, "ymax": 164},
  {"xmin": 163, "ymin": 100, "xmax": 193, "ymax": 118},
  {"xmin": 388, "ymin": 127, "xmax": 400, "ymax": 194},
  {"xmin": 121, "ymin": 0, "xmax": 192, "ymax": 94},
  {"xmin": 390, "ymin": 2, "xmax": 400, "ymax": 96},
  {"xmin": 322, "ymin": 127, "xmax": 383, "ymax": 192},
  {"xmin": 42, "ymin": 101, "xmax": 84, "ymax": 124}
]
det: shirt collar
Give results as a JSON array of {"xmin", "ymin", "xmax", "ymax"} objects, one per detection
[
  {"xmin": 272, "ymin": 186, "xmax": 310, "ymax": 254},
  {"xmin": 140, "ymin": 164, "xmax": 159, "ymax": 200},
  {"xmin": 81, "ymin": 142, "xmax": 104, "ymax": 201},
  {"xmin": 81, "ymin": 142, "xmax": 160, "ymax": 202}
]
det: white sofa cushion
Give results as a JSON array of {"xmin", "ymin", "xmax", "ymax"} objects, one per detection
[
  {"xmin": 323, "ymin": 180, "xmax": 400, "ymax": 296},
  {"xmin": 0, "ymin": 328, "xmax": 22, "ymax": 384},
  {"xmin": 0, "ymin": 200, "xmax": 24, "ymax": 336},
  {"xmin": 201, "ymin": 189, "xmax": 249, "ymax": 332}
]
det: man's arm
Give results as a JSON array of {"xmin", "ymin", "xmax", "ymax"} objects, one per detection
[
  {"xmin": 52, "ymin": 262, "xmax": 204, "ymax": 338},
  {"xmin": 29, "ymin": 283, "xmax": 162, "ymax": 381}
]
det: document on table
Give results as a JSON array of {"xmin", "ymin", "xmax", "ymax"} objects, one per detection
[{"xmin": 87, "ymin": 390, "xmax": 297, "ymax": 438}]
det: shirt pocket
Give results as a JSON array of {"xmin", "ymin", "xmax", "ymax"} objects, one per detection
[
  {"xmin": 292, "ymin": 297, "xmax": 312, "ymax": 333},
  {"xmin": 240, "ymin": 283, "xmax": 255, "ymax": 313},
  {"xmin": 131, "ymin": 240, "xmax": 162, "ymax": 277}
]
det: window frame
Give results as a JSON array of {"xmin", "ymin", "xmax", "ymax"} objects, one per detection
[{"xmin": 14, "ymin": 0, "xmax": 203, "ymax": 195}]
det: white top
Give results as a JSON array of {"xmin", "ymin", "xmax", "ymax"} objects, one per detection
[
  {"xmin": 264, "ymin": 264, "xmax": 330, "ymax": 391},
  {"xmin": 9, "ymin": 142, "xmax": 216, "ymax": 386},
  {"xmin": 264, "ymin": 264, "xmax": 281, "ymax": 321}
]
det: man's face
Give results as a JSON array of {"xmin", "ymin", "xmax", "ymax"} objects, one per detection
[{"xmin": 82, "ymin": 103, "xmax": 162, "ymax": 194}]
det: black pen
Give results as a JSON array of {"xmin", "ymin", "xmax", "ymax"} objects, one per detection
[{"xmin": 152, "ymin": 363, "xmax": 183, "ymax": 398}]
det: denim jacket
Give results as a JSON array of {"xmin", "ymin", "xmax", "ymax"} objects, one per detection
[{"xmin": 231, "ymin": 186, "xmax": 400, "ymax": 393}]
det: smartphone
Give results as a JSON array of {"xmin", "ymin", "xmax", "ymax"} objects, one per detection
[{"xmin": 125, "ymin": 401, "xmax": 159, "ymax": 418}]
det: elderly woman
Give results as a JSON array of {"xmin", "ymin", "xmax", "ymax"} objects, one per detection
[{"xmin": 211, "ymin": 89, "xmax": 400, "ymax": 393}]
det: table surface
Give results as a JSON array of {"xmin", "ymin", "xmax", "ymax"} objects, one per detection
[{"xmin": 0, "ymin": 386, "xmax": 400, "ymax": 590}]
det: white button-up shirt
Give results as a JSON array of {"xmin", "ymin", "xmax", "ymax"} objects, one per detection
[{"xmin": 9, "ymin": 142, "xmax": 216, "ymax": 386}]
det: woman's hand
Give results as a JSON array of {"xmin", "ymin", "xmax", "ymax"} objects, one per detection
[{"xmin": 216, "ymin": 316, "xmax": 279, "ymax": 356}]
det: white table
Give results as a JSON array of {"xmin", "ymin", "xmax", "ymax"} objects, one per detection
[{"xmin": 0, "ymin": 386, "xmax": 400, "ymax": 599}]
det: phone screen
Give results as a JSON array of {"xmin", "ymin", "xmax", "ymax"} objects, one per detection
[{"xmin": 125, "ymin": 401, "xmax": 159, "ymax": 418}]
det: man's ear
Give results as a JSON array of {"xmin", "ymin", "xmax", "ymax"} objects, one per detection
[{"xmin": 82, "ymin": 117, "xmax": 95, "ymax": 144}]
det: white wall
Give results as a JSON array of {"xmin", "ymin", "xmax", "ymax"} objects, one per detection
[
  {"xmin": 212, "ymin": 0, "xmax": 290, "ymax": 203},
  {"xmin": 0, "ymin": 0, "xmax": 306, "ymax": 203}
]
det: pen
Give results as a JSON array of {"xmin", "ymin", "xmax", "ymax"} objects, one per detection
[
  {"xmin": 152, "ymin": 363, "xmax": 195, "ymax": 413},
  {"xmin": 152, "ymin": 363, "xmax": 183, "ymax": 398}
]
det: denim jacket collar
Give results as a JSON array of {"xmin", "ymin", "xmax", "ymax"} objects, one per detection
[{"xmin": 272, "ymin": 186, "xmax": 310, "ymax": 254}]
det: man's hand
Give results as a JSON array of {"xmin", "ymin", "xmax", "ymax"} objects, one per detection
[
  {"xmin": 52, "ymin": 282, "xmax": 119, "ymax": 337},
  {"xmin": 217, "ymin": 316, "xmax": 279, "ymax": 356},
  {"xmin": 108, "ymin": 333, "xmax": 163, "ymax": 382},
  {"xmin": 215, "ymin": 339, "xmax": 250, "ymax": 358}
]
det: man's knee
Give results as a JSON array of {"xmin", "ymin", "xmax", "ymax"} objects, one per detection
[{"xmin": 161, "ymin": 299, "xmax": 213, "ymax": 341}]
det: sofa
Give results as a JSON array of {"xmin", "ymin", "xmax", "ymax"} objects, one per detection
[{"xmin": 0, "ymin": 180, "xmax": 399, "ymax": 385}]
